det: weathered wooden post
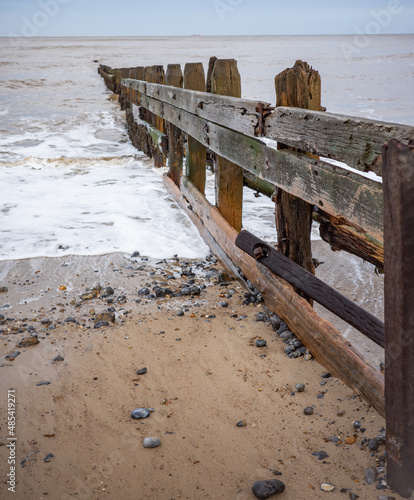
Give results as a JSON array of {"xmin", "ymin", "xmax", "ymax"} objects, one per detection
[
  {"xmin": 274, "ymin": 60, "xmax": 321, "ymax": 286},
  {"xmin": 184, "ymin": 63, "xmax": 207, "ymax": 194},
  {"xmin": 383, "ymin": 140, "xmax": 414, "ymax": 499},
  {"xmin": 166, "ymin": 64, "xmax": 184, "ymax": 187},
  {"xmin": 210, "ymin": 59, "xmax": 243, "ymax": 232},
  {"xmin": 151, "ymin": 65, "xmax": 166, "ymax": 167}
]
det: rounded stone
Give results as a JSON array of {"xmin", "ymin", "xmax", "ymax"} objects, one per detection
[
  {"xmin": 255, "ymin": 339, "xmax": 267, "ymax": 348},
  {"xmin": 136, "ymin": 367, "xmax": 147, "ymax": 375},
  {"xmin": 252, "ymin": 479, "xmax": 285, "ymax": 499},
  {"xmin": 303, "ymin": 406, "xmax": 314, "ymax": 416},
  {"xmin": 236, "ymin": 420, "xmax": 247, "ymax": 427},
  {"xmin": 295, "ymin": 383, "xmax": 305, "ymax": 392},
  {"xmin": 143, "ymin": 437, "xmax": 161, "ymax": 448},
  {"xmin": 131, "ymin": 408, "xmax": 150, "ymax": 419},
  {"xmin": 321, "ymin": 483, "xmax": 335, "ymax": 492}
]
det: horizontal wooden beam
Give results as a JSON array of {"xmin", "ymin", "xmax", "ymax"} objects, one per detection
[
  {"xmin": 236, "ymin": 230, "xmax": 385, "ymax": 347},
  {"xmin": 123, "ymin": 78, "xmax": 270, "ymax": 137},
  {"xmin": 265, "ymin": 107, "xmax": 414, "ymax": 175},
  {"xmin": 139, "ymin": 93, "xmax": 384, "ymax": 240},
  {"xmin": 168, "ymin": 174, "xmax": 385, "ymax": 417}
]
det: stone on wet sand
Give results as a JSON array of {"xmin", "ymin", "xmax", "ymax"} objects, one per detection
[
  {"xmin": 252, "ymin": 479, "xmax": 285, "ymax": 499},
  {"xmin": 136, "ymin": 367, "xmax": 147, "ymax": 375},
  {"xmin": 131, "ymin": 408, "xmax": 150, "ymax": 419},
  {"xmin": 143, "ymin": 437, "xmax": 161, "ymax": 448}
]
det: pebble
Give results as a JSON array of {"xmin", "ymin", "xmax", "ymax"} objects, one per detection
[
  {"xmin": 345, "ymin": 436, "xmax": 357, "ymax": 445},
  {"xmin": 0, "ymin": 287, "xmax": 8, "ymax": 293},
  {"xmin": 100, "ymin": 286, "xmax": 114, "ymax": 297},
  {"xmin": 64, "ymin": 317, "xmax": 77, "ymax": 323},
  {"xmin": 255, "ymin": 339, "xmax": 267, "ymax": 348},
  {"xmin": 143, "ymin": 437, "xmax": 161, "ymax": 448},
  {"xmin": 320, "ymin": 483, "xmax": 335, "ymax": 492},
  {"xmin": 5, "ymin": 351, "xmax": 21, "ymax": 360},
  {"xmin": 303, "ymin": 406, "xmax": 314, "ymax": 416},
  {"xmin": 138, "ymin": 287, "xmax": 150, "ymax": 296},
  {"xmin": 219, "ymin": 301, "xmax": 228, "ymax": 308},
  {"xmin": 43, "ymin": 453, "xmax": 55, "ymax": 462},
  {"xmin": 136, "ymin": 367, "xmax": 147, "ymax": 375},
  {"xmin": 353, "ymin": 420, "xmax": 362, "ymax": 429},
  {"xmin": 295, "ymin": 383, "xmax": 305, "ymax": 392},
  {"xmin": 321, "ymin": 372, "xmax": 332, "ymax": 378},
  {"xmin": 131, "ymin": 251, "xmax": 140, "ymax": 258},
  {"xmin": 94, "ymin": 321, "xmax": 109, "ymax": 329},
  {"xmin": 312, "ymin": 451, "xmax": 329, "ymax": 461},
  {"xmin": 236, "ymin": 420, "xmax": 247, "ymax": 427},
  {"xmin": 131, "ymin": 408, "xmax": 150, "ymax": 419},
  {"xmin": 177, "ymin": 310, "xmax": 184, "ymax": 317},
  {"xmin": 36, "ymin": 381, "xmax": 51, "ymax": 386},
  {"xmin": 16, "ymin": 336, "xmax": 39, "ymax": 347},
  {"xmin": 365, "ymin": 468, "xmax": 377, "ymax": 485},
  {"xmin": 252, "ymin": 479, "xmax": 285, "ymax": 499},
  {"xmin": 95, "ymin": 312, "xmax": 115, "ymax": 323},
  {"xmin": 378, "ymin": 496, "xmax": 396, "ymax": 500}
]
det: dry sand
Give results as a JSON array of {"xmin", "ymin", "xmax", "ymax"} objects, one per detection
[{"xmin": 0, "ymin": 253, "xmax": 397, "ymax": 499}]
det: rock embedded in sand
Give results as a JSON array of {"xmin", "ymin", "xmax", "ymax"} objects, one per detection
[
  {"xmin": 252, "ymin": 479, "xmax": 285, "ymax": 499},
  {"xmin": 95, "ymin": 312, "xmax": 115, "ymax": 324},
  {"xmin": 138, "ymin": 287, "xmax": 150, "ymax": 296},
  {"xmin": 236, "ymin": 420, "xmax": 247, "ymax": 427},
  {"xmin": 255, "ymin": 339, "xmax": 267, "ymax": 348},
  {"xmin": 131, "ymin": 408, "xmax": 150, "ymax": 419},
  {"xmin": 312, "ymin": 451, "xmax": 329, "ymax": 461},
  {"xmin": 16, "ymin": 336, "xmax": 39, "ymax": 347},
  {"xmin": 136, "ymin": 367, "xmax": 147, "ymax": 375},
  {"xmin": 5, "ymin": 351, "xmax": 21, "ymax": 360},
  {"xmin": 53, "ymin": 355, "xmax": 64, "ymax": 363},
  {"xmin": 36, "ymin": 381, "xmax": 51, "ymax": 386},
  {"xmin": 143, "ymin": 437, "xmax": 161, "ymax": 448}
]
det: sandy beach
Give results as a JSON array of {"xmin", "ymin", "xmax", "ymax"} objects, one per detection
[{"xmin": 0, "ymin": 252, "xmax": 396, "ymax": 499}]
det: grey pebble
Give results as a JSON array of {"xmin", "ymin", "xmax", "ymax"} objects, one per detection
[
  {"xmin": 219, "ymin": 301, "xmax": 228, "ymax": 308},
  {"xmin": 303, "ymin": 406, "xmax": 314, "ymax": 415},
  {"xmin": 177, "ymin": 310, "xmax": 184, "ymax": 317},
  {"xmin": 43, "ymin": 453, "xmax": 55, "ymax": 462},
  {"xmin": 52, "ymin": 355, "xmax": 64, "ymax": 363},
  {"xmin": 252, "ymin": 479, "xmax": 285, "ymax": 499},
  {"xmin": 131, "ymin": 408, "xmax": 150, "ymax": 419},
  {"xmin": 36, "ymin": 381, "xmax": 51, "ymax": 386},
  {"xmin": 5, "ymin": 351, "xmax": 21, "ymax": 360},
  {"xmin": 143, "ymin": 437, "xmax": 161, "ymax": 448},
  {"xmin": 312, "ymin": 450, "xmax": 329, "ymax": 461},
  {"xmin": 295, "ymin": 383, "xmax": 305, "ymax": 392},
  {"xmin": 236, "ymin": 420, "xmax": 247, "ymax": 427},
  {"xmin": 136, "ymin": 367, "xmax": 147, "ymax": 375},
  {"xmin": 255, "ymin": 339, "xmax": 267, "ymax": 348}
]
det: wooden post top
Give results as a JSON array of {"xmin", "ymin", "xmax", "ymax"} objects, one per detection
[
  {"xmin": 275, "ymin": 60, "xmax": 321, "ymax": 111},
  {"xmin": 184, "ymin": 63, "xmax": 206, "ymax": 92},
  {"xmin": 166, "ymin": 64, "xmax": 183, "ymax": 88},
  {"xmin": 210, "ymin": 59, "xmax": 241, "ymax": 98}
]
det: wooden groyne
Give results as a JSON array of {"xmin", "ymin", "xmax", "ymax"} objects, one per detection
[{"xmin": 98, "ymin": 59, "xmax": 414, "ymax": 498}]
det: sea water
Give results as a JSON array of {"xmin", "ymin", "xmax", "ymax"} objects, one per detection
[{"xmin": 0, "ymin": 35, "xmax": 413, "ymax": 261}]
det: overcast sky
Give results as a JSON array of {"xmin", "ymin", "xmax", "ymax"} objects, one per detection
[{"xmin": 0, "ymin": 0, "xmax": 413, "ymax": 37}]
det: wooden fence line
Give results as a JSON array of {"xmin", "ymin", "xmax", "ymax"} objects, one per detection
[{"xmin": 98, "ymin": 60, "xmax": 414, "ymax": 498}]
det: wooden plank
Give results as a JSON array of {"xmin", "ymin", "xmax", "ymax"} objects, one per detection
[
  {"xmin": 176, "ymin": 175, "xmax": 385, "ymax": 417},
  {"xmin": 236, "ymin": 230, "xmax": 385, "ymax": 347},
  {"xmin": 165, "ymin": 64, "xmax": 184, "ymax": 187},
  {"xmin": 184, "ymin": 63, "xmax": 207, "ymax": 194},
  {"xmin": 265, "ymin": 107, "xmax": 414, "ymax": 175},
  {"xmin": 126, "ymin": 79, "xmax": 270, "ymax": 137},
  {"xmin": 317, "ymin": 210, "xmax": 384, "ymax": 270},
  {"xmin": 144, "ymin": 96, "xmax": 384, "ymax": 239},
  {"xmin": 383, "ymin": 140, "xmax": 414, "ymax": 499},
  {"xmin": 210, "ymin": 59, "xmax": 243, "ymax": 232}
]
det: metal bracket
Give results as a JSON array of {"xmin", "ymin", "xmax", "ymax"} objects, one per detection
[{"xmin": 255, "ymin": 103, "xmax": 275, "ymax": 137}]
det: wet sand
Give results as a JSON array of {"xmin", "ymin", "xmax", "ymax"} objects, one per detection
[{"xmin": 0, "ymin": 252, "xmax": 397, "ymax": 499}]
